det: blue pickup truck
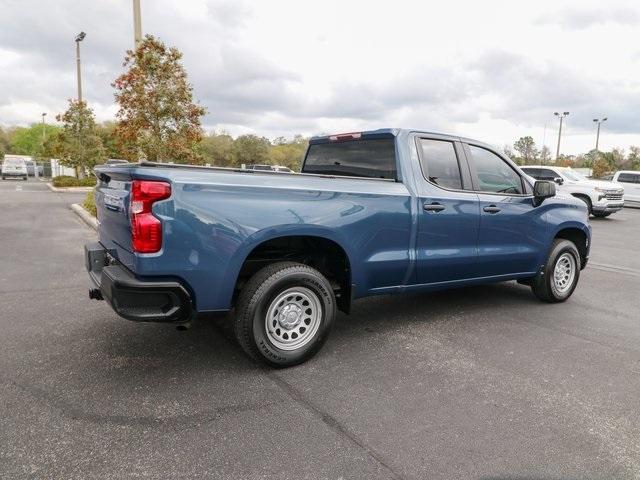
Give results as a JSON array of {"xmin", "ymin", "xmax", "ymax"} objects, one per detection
[{"xmin": 86, "ymin": 128, "xmax": 591, "ymax": 366}]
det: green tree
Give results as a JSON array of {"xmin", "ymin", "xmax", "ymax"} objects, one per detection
[
  {"xmin": 201, "ymin": 131, "xmax": 235, "ymax": 166},
  {"xmin": 600, "ymin": 148, "xmax": 625, "ymax": 170},
  {"xmin": 95, "ymin": 121, "xmax": 125, "ymax": 159},
  {"xmin": 268, "ymin": 135, "xmax": 308, "ymax": 170},
  {"xmin": 627, "ymin": 146, "xmax": 640, "ymax": 170},
  {"xmin": 9, "ymin": 124, "xmax": 61, "ymax": 159},
  {"xmin": 54, "ymin": 100, "xmax": 106, "ymax": 177},
  {"xmin": 591, "ymin": 157, "xmax": 610, "ymax": 178},
  {"xmin": 0, "ymin": 127, "xmax": 10, "ymax": 158},
  {"xmin": 113, "ymin": 35, "xmax": 206, "ymax": 164},
  {"xmin": 513, "ymin": 136, "xmax": 538, "ymax": 165},
  {"xmin": 232, "ymin": 134, "xmax": 270, "ymax": 166}
]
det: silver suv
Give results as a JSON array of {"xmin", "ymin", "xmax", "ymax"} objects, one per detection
[{"xmin": 1, "ymin": 156, "xmax": 28, "ymax": 181}]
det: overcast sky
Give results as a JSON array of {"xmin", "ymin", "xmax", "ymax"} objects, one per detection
[{"xmin": 1, "ymin": 0, "xmax": 639, "ymax": 154}]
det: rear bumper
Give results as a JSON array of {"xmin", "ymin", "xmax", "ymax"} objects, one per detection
[
  {"xmin": 2, "ymin": 171, "xmax": 27, "ymax": 177},
  {"xmin": 85, "ymin": 242, "xmax": 193, "ymax": 323}
]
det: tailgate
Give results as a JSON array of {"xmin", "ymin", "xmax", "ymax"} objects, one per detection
[{"xmin": 94, "ymin": 168, "xmax": 135, "ymax": 268}]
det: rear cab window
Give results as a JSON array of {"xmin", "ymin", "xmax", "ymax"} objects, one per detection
[{"xmin": 302, "ymin": 134, "xmax": 397, "ymax": 180}]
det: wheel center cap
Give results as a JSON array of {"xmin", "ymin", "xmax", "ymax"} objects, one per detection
[{"xmin": 278, "ymin": 304, "xmax": 302, "ymax": 330}]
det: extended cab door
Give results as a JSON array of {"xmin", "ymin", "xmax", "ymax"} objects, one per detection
[
  {"xmin": 463, "ymin": 143, "xmax": 546, "ymax": 277},
  {"xmin": 414, "ymin": 136, "xmax": 481, "ymax": 284}
]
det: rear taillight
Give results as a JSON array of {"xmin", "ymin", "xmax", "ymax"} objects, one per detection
[{"xmin": 130, "ymin": 180, "xmax": 171, "ymax": 253}]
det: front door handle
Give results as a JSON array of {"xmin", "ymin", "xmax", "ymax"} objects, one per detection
[
  {"xmin": 483, "ymin": 205, "xmax": 501, "ymax": 214},
  {"xmin": 424, "ymin": 202, "xmax": 446, "ymax": 212}
]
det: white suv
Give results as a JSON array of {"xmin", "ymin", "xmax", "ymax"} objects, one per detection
[
  {"xmin": 1, "ymin": 155, "xmax": 28, "ymax": 181},
  {"xmin": 612, "ymin": 171, "xmax": 640, "ymax": 207},
  {"xmin": 521, "ymin": 166, "xmax": 624, "ymax": 218}
]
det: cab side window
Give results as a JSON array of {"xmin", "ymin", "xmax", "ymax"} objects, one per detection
[
  {"xmin": 537, "ymin": 168, "xmax": 559, "ymax": 181},
  {"xmin": 618, "ymin": 173, "xmax": 640, "ymax": 183},
  {"xmin": 417, "ymin": 138, "xmax": 463, "ymax": 190},
  {"xmin": 468, "ymin": 145, "xmax": 523, "ymax": 194}
]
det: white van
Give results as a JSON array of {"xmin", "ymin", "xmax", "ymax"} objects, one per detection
[
  {"xmin": 1, "ymin": 155, "xmax": 29, "ymax": 181},
  {"xmin": 612, "ymin": 171, "xmax": 640, "ymax": 206}
]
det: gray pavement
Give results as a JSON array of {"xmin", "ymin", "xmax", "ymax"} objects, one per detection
[{"xmin": 1, "ymin": 178, "xmax": 640, "ymax": 479}]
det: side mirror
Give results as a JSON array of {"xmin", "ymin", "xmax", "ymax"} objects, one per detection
[
  {"xmin": 553, "ymin": 177, "xmax": 564, "ymax": 185},
  {"xmin": 533, "ymin": 180, "xmax": 556, "ymax": 206}
]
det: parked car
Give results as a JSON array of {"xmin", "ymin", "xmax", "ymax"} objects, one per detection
[
  {"xmin": 1, "ymin": 156, "xmax": 28, "ymax": 180},
  {"xmin": 612, "ymin": 171, "xmax": 640, "ymax": 206},
  {"xmin": 24, "ymin": 160, "xmax": 44, "ymax": 176},
  {"xmin": 521, "ymin": 166, "xmax": 624, "ymax": 217},
  {"xmin": 86, "ymin": 129, "xmax": 591, "ymax": 366}
]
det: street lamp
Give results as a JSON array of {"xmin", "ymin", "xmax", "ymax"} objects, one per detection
[
  {"xmin": 593, "ymin": 117, "xmax": 608, "ymax": 153},
  {"xmin": 75, "ymin": 31, "xmax": 86, "ymax": 102},
  {"xmin": 554, "ymin": 111, "xmax": 569, "ymax": 160},
  {"xmin": 41, "ymin": 112, "xmax": 47, "ymax": 144},
  {"xmin": 133, "ymin": 0, "xmax": 142, "ymax": 48}
]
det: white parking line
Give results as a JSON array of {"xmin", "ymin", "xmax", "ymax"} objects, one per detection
[{"xmin": 15, "ymin": 185, "xmax": 22, "ymax": 191}]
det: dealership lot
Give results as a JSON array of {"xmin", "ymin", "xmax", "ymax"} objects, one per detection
[{"xmin": 1, "ymin": 179, "xmax": 640, "ymax": 479}]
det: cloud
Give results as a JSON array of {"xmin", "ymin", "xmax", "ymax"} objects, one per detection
[
  {"xmin": 536, "ymin": 7, "xmax": 640, "ymax": 29},
  {"xmin": 0, "ymin": 0, "xmax": 639, "ymax": 153}
]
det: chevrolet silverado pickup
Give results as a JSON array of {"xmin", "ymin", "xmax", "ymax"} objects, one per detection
[
  {"xmin": 85, "ymin": 129, "xmax": 591, "ymax": 366},
  {"xmin": 521, "ymin": 165, "xmax": 625, "ymax": 217}
]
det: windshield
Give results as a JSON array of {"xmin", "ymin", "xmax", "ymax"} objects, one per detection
[
  {"xmin": 4, "ymin": 158, "xmax": 25, "ymax": 166},
  {"xmin": 561, "ymin": 170, "xmax": 584, "ymax": 181}
]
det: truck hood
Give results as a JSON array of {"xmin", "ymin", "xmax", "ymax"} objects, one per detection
[{"xmin": 565, "ymin": 178, "xmax": 623, "ymax": 192}]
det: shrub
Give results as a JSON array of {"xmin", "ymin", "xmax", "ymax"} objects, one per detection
[
  {"xmin": 83, "ymin": 190, "xmax": 97, "ymax": 217},
  {"xmin": 52, "ymin": 175, "xmax": 96, "ymax": 187}
]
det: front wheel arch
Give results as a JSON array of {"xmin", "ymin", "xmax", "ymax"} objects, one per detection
[{"xmin": 571, "ymin": 193, "xmax": 593, "ymax": 213}]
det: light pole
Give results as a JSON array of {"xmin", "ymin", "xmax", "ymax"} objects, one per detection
[
  {"xmin": 593, "ymin": 117, "xmax": 607, "ymax": 153},
  {"xmin": 41, "ymin": 112, "xmax": 47, "ymax": 144},
  {"xmin": 133, "ymin": 0, "xmax": 142, "ymax": 48},
  {"xmin": 75, "ymin": 31, "xmax": 86, "ymax": 102},
  {"xmin": 554, "ymin": 111, "xmax": 569, "ymax": 161}
]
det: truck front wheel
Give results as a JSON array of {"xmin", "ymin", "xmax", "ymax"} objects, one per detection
[
  {"xmin": 234, "ymin": 261, "xmax": 336, "ymax": 367},
  {"xmin": 531, "ymin": 239, "xmax": 581, "ymax": 303}
]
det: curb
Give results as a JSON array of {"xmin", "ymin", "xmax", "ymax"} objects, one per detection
[
  {"xmin": 71, "ymin": 203, "xmax": 98, "ymax": 231},
  {"xmin": 47, "ymin": 182, "xmax": 94, "ymax": 193}
]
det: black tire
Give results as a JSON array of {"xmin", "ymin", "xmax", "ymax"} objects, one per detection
[
  {"xmin": 234, "ymin": 261, "xmax": 336, "ymax": 367},
  {"xmin": 592, "ymin": 212, "xmax": 611, "ymax": 218},
  {"xmin": 531, "ymin": 239, "xmax": 581, "ymax": 303},
  {"xmin": 23, "ymin": 176, "xmax": 28, "ymax": 181}
]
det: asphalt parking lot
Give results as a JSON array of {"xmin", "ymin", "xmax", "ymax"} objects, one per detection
[{"xmin": 1, "ymin": 178, "xmax": 640, "ymax": 480}]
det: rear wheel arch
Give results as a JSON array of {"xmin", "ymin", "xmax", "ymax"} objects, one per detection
[{"xmin": 233, "ymin": 234, "xmax": 353, "ymax": 314}]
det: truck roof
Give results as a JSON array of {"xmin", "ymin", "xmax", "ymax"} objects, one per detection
[{"xmin": 309, "ymin": 128, "xmax": 491, "ymax": 148}]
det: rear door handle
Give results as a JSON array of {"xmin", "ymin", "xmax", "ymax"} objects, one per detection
[
  {"xmin": 483, "ymin": 205, "xmax": 501, "ymax": 214},
  {"xmin": 424, "ymin": 202, "xmax": 446, "ymax": 212}
]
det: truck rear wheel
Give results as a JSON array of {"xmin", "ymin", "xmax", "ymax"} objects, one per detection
[
  {"xmin": 234, "ymin": 261, "xmax": 335, "ymax": 367},
  {"xmin": 531, "ymin": 239, "xmax": 581, "ymax": 303}
]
